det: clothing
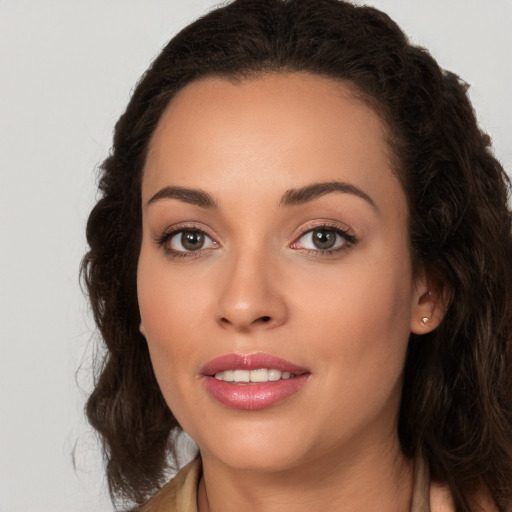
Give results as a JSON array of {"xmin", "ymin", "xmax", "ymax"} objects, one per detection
[
  {"xmin": 141, "ymin": 456, "xmax": 436, "ymax": 512},
  {"xmin": 141, "ymin": 458, "xmax": 200, "ymax": 512}
]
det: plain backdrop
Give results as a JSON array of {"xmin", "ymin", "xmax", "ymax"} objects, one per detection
[{"xmin": 0, "ymin": 1, "xmax": 511, "ymax": 511}]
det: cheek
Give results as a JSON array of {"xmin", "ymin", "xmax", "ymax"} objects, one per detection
[
  {"xmin": 137, "ymin": 248, "xmax": 208, "ymax": 341},
  {"xmin": 297, "ymin": 265, "xmax": 413, "ymax": 435},
  {"xmin": 291, "ymin": 245, "xmax": 414, "ymax": 382},
  {"xmin": 137, "ymin": 254, "xmax": 198, "ymax": 387},
  {"xmin": 137, "ymin": 248, "xmax": 224, "ymax": 429}
]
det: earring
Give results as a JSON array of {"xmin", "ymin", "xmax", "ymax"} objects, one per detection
[{"xmin": 421, "ymin": 317, "xmax": 429, "ymax": 325}]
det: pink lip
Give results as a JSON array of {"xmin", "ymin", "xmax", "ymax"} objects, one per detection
[
  {"xmin": 201, "ymin": 353, "xmax": 310, "ymax": 411},
  {"xmin": 201, "ymin": 353, "xmax": 308, "ymax": 375}
]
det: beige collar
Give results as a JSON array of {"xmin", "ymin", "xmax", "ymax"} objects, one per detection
[
  {"xmin": 141, "ymin": 458, "xmax": 201, "ymax": 512},
  {"xmin": 411, "ymin": 456, "xmax": 431, "ymax": 512}
]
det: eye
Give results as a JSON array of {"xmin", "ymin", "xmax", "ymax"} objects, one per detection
[
  {"xmin": 292, "ymin": 226, "xmax": 356, "ymax": 253},
  {"xmin": 162, "ymin": 229, "xmax": 218, "ymax": 254}
]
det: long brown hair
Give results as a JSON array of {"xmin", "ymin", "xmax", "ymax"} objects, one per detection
[{"xmin": 81, "ymin": 0, "xmax": 512, "ymax": 510}]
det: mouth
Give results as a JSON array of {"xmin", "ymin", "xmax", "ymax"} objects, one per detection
[
  {"xmin": 201, "ymin": 353, "xmax": 310, "ymax": 410},
  {"xmin": 213, "ymin": 368, "xmax": 297, "ymax": 383}
]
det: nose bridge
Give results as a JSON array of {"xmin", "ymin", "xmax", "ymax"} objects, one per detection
[{"xmin": 215, "ymin": 240, "xmax": 287, "ymax": 331}]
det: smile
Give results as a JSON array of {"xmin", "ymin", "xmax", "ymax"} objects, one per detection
[
  {"xmin": 201, "ymin": 353, "xmax": 310, "ymax": 410},
  {"xmin": 214, "ymin": 369, "xmax": 295, "ymax": 382}
]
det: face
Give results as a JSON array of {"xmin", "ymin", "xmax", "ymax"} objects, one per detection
[{"xmin": 137, "ymin": 73, "xmax": 432, "ymax": 474}]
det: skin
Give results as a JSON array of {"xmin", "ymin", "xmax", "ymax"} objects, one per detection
[{"xmin": 137, "ymin": 73, "xmax": 442, "ymax": 512}]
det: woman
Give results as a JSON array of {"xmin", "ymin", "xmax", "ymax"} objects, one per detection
[{"xmin": 82, "ymin": 0, "xmax": 512, "ymax": 511}]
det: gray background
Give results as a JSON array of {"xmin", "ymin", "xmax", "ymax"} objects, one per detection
[{"xmin": 1, "ymin": 1, "xmax": 511, "ymax": 511}]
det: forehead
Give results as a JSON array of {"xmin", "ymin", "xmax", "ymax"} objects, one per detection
[
  {"xmin": 142, "ymin": 72, "xmax": 403, "ymax": 216},
  {"xmin": 147, "ymin": 72, "xmax": 390, "ymax": 159}
]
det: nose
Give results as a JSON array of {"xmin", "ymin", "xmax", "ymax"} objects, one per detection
[{"xmin": 215, "ymin": 249, "xmax": 288, "ymax": 332}]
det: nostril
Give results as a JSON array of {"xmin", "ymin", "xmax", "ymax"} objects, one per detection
[{"xmin": 218, "ymin": 314, "xmax": 275, "ymax": 329}]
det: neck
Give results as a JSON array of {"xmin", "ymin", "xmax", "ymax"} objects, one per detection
[{"xmin": 197, "ymin": 437, "xmax": 414, "ymax": 512}]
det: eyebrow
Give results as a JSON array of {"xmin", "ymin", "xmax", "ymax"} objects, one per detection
[
  {"xmin": 146, "ymin": 180, "xmax": 376, "ymax": 211},
  {"xmin": 280, "ymin": 181, "xmax": 377, "ymax": 210},
  {"xmin": 146, "ymin": 185, "xmax": 218, "ymax": 209}
]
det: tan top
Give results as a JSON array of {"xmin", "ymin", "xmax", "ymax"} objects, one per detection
[
  {"xmin": 141, "ymin": 458, "xmax": 201, "ymax": 512},
  {"xmin": 141, "ymin": 457, "xmax": 449, "ymax": 512}
]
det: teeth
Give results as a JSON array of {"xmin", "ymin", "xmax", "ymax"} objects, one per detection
[
  {"xmin": 233, "ymin": 370, "xmax": 250, "ymax": 382},
  {"xmin": 214, "ymin": 368, "xmax": 295, "ymax": 383},
  {"xmin": 250, "ymin": 368, "xmax": 268, "ymax": 382},
  {"xmin": 268, "ymin": 369, "xmax": 281, "ymax": 381},
  {"xmin": 223, "ymin": 370, "xmax": 234, "ymax": 381}
]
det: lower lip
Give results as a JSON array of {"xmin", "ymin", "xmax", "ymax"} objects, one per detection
[{"xmin": 203, "ymin": 374, "xmax": 309, "ymax": 410}]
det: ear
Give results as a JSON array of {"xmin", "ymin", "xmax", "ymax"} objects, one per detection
[
  {"xmin": 139, "ymin": 322, "xmax": 146, "ymax": 337},
  {"xmin": 410, "ymin": 268, "xmax": 449, "ymax": 335}
]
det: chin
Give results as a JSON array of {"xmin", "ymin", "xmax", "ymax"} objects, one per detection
[{"xmin": 189, "ymin": 413, "xmax": 313, "ymax": 473}]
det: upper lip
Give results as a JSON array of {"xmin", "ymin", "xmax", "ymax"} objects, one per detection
[{"xmin": 201, "ymin": 352, "xmax": 309, "ymax": 376}]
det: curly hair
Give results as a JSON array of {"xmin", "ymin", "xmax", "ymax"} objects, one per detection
[{"xmin": 81, "ymin": 0, "xmax": 512, "ymax": 510}]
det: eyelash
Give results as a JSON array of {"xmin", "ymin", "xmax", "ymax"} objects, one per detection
[
  {"xmin": 292, "ymin": 224, "xmax": 358, "ymax": 257},
  {"xmin": 155, "ymin": 223, "xmax": 358, "ymax": 259},
  {"xmin": 155, "ymin": 224, "xmax": 217, "ymax": 259}
]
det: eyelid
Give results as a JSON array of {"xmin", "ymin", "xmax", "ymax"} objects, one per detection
[
  {"xmin": 153, "ymin": 222, "xmax": 220, "ymax": 256},
  {"xmin": 170, "ymin": 230, "xmax": 216, "ymax": 252},
  {"xmin": 290, "ymin": 219, "xmax": 353, "ymax": 240},
  {"xmin": 153, "ymin": 220, "xmax": 357, "ymax": 257},
  {"xmin": 290, "ymin": 221, "xmax": 357, "ymax": 253}
]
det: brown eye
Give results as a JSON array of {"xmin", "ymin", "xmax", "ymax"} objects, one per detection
[
  {"xmin": 311, "ymin": 229, "xmax": 337, "ymax": 250},
  {"xmin": 291, "ymin": 226, "xmax": 355, "ymax": 254},
  {"xmin": 181, "ymin": 231, "xmax": 205, "ymax": 251},
  {"xmin": 166, "ymin": 229, "xmax": 217, "ymax": 253}
]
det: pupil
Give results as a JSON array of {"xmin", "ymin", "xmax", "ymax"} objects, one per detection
[
  {"xmin": 313, "ymin": 230, "xmax": 336, "ymax": 249},
  {"xmin": 182, "ymin": 231, "xmax": 204, "ymax": 250}
]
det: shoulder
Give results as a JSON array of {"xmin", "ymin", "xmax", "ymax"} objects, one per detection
[{"xmin": 140, "ymin": 458, "xmax": 201, "ymax": 512}]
